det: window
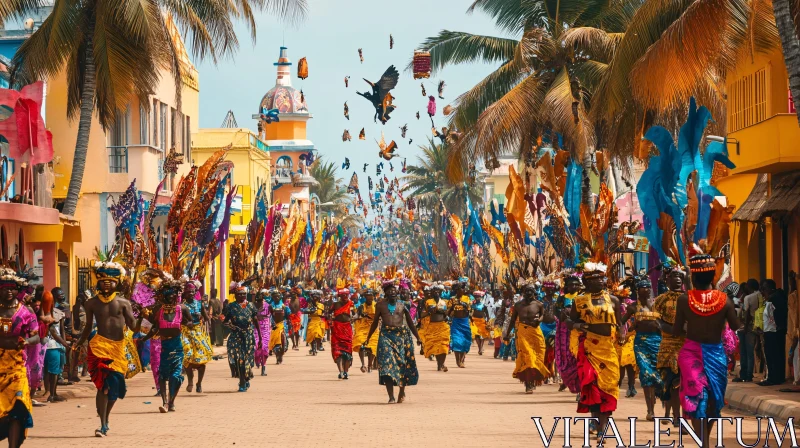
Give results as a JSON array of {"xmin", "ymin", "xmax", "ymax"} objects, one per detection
[
  {"xmin": 728, "ymin": 67, "xmax": 769, "ymax": 132},
  {"xmin": 160, "ymin": 103, "xmax": 167, "ymax": 152},
  {"xmin": 185, "ymin": 116, "xmax": 191, "ymax": 160},
  {"xmin": 152, "ymin": 99, "xmax": 159, "ymax": 146},
  {"xmin": 108, "ymin": 108, "xmax": 129, "ymax": 173},
  {"xmin": 275, "ymin": 156, "xmax": 293, "ymax": 180},
  {"xmin": 139, "ymin": 103, "xmax": 149, "ymax": 145}
]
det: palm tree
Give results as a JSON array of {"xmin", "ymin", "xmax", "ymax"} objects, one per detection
[
  {"xmin": 402, "ymin": 138, "xmax": 483, "ymax": 217},
  {"xmin": 310, "ymin": 158, "xmax": 363, "ymax": 230},
  {"xmin": 5, "ymin": 0, "xmax": 308, "ymax": 216},
  {"xmin": 595, "ymin": 0, "xmax": 778, "ymax": 127},
  {"xmin": 414, "ymin": 0, "xmax": 637, "ymax": 182},
  {"xmin": 773, "ymin": 0, "xmax": 800, "ymax": 124}
]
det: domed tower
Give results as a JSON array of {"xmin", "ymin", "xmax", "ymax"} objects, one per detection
[{"xmin": 254, "ymin": 46, "xmax": 318, "ymax": 214}]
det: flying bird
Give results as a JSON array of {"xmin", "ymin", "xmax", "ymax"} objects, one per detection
[
  {"xmin": 438, "ymin": 80, "xmax": 446, "ymax": 99},
  {"xmin": 356, "ymin": 65, "xmax": 400, "ymax": 124},
  {"xmin": 399, "ymin": 124, "xmax": 408, "ymax": 138},
  {"xmin": 342, "ymin": 130, "xmax": 352, "ymax": 142},
  {"xmin": 363, "ymin": 163, "xmax": 369, "ymax": 173},
  {"xmin": 416, "ymin": 111, "xmax": 420, "ymax": 120},
  {"xmin": 358, "ymin": 128, "xmax": 365, "ymax": 140},
  {"xmin": 389, "ymin": 162, "xmax": 394, "ymax": 172},
  {"xmin": 421, "ymin": 83, "xmax": 426, "ymax": 96},
  {"xmin": 377, "ymin": 132, "xmax": 399, "ymax": 160},
  {"xmin": 344, "ymin": 76, "xmax": 350, "ymax": 88},
  {"xmin": 427, "ymin": 96, "xmax": 436, "ymax": 117},
  {"xmin": 300, "ymin": 89, "xmax": 305, "ymax": 104},
  {"xmin": 390, "ymin": 34, "xmax": 394, "ymax": 49},
  {"xmin": 402, "ymin": 158, "xmax": 407, "ymax": 173},
  {"xmin": 344, "ymin": 102, "xmax": 349, "ymax": 120},
  {"xmin": 408, "ymin": 138, "xmax": 413, "ymax": 145},
  {"xmin": 342, "ymin": 158, "xmax": 351, "ymax": 169},
  {"xmin": 358, "ymin": 48, "xmax": 364, "ymax": 63}
]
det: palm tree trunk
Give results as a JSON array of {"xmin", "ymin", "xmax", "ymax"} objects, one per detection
[
  {"xmin": 774, "ymin": 0, "xmax": 800, "ymax": 125},
  {"xmin": 61, "ymin": 15, "xmax": 96, "ymax": 217}
]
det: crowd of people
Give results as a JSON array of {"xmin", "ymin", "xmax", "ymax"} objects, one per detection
[{"xmin": 2, "ymin": 242, "xmax": 800, "ymax": 446}]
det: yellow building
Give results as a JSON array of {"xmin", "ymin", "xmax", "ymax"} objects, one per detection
[
  {"xmin": 190, "ymin": 122, "xmax": 271, "ymax": 297},
  {"xmin": 45, "ymin": 16, "xmax": 199, "ymax": 296},
  {"xmin": 716, "ymin": 47, "xmax": 800, "ymax": 289}
]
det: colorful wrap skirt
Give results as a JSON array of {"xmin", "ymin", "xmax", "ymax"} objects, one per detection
[
  {"xmin": 555, "ymin": 321, "xmax": 579, "ymax": 393},
  {"xmin": 150, "ymin": 337, "xmax": 161, "ymax": 388},
  {"xmin": 87, "ymin": 334, "xmax": 127, "ymax": 401},
  {"xmin": 24, "ymin": 343, "xmax": 45, "ymax": 391},
  {"xmin": 123, "ymin": 330, "xmax": 142, "ymax": 379},
  {"xmin": 450, "ymin": 317, "xmax": 472, "ymax": 353},
  {"xmin": 0, "ymin": 349, "xmax": 33, "ymax": 442},
  {"xmin": 513, "ymin": 323, "xmax": 550, "ymax": 385},
  {"xmin": 181, "ymin": 325, "xmax": 214, "ymax": 367},
  {"xmin": 331, "ymin": 320, "xmax": 353, "ymax": 362},
  {"xmin": 305, "ymin": 316, "xmax": 325, "ymax": 343},
  {"xmin": 423, "ymin": 321, "xmax": 450, "ymax": 358},
  {"xmin": 678, "ymin": 340, "xmax": 727, "ymax": 418},
  {"xmin": 378, "ymin": 326, "xmax": 419, "ymax": 387},
  {"xmin": 634, "ymin": 331, "xmax": 662, "ymax": 388},
  {"xmin": 158, "ymin": 336, "xmax": 184, "ymax": 396},
  {"xmin": 253, "ymin": 319, "xmax": 271, "ymax": 367},
  {"xmin": 269, "ymin": 321, "xmax": 285, "ymax": 352},
  {"xmin": 473, "ymin": 319, "xmax": 491, "ymax": 338},
  {"xmin": 576, "ymin": 332, "xmax": 619, "ymax": 414},
  {"xmin": 227, "ymin": 326, "xmax": 255, "ymax": 373}
]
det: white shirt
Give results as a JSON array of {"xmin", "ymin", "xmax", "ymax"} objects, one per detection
[{"xmin": 763, "ymin": 301, "xmax": 777, "ymax": 333}]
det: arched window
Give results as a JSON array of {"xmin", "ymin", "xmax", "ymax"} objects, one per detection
[{"xmin": 275, "ymin": 156, "xmax": 293, "ymax": 180}]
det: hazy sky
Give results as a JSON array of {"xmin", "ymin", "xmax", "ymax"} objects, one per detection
[{"xmin": 196, "ymin": 0, "xmax": 510, "ymax": 217}]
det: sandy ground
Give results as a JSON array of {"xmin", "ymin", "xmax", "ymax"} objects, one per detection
[{"xmin": 25, "ymin": 340, "xmax": 797, "ymax": 447}]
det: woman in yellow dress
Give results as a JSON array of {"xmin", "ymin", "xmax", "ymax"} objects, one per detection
[
  {"xmin": 352, "ymin": 289, "xmax": 379, "ymax": 372},
  {"xmin": 303, "ymin": 292, "xmax": 326, "ymax": 356},
  {"xmin": 566, "ymin": 263, "xmax": 622, "ymax": 438}
]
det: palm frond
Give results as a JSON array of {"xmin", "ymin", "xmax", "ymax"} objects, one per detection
[
  {"xmin": 411, "ymin": 31, "xmax": 519, "ymax": 74},
  {"xmin": 0, "ymin": 0, "xmax": 46, "ymax": 27}
]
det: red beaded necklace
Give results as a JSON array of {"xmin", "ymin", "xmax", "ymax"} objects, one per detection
[{"xmin": 687, "ymin": 290, "xmax": 727, "ymax": 316}]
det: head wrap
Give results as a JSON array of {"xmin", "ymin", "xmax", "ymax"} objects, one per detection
[
  {"xmin": 92, "ymin": 260, "xmax": 126, "ymax": 282},
  {"xmin": 634, "ymin": 276, "xmax": 652, "ymax": 289},
  {"xmin": 688, "ymin": 244, "xmax": 716, "ymax": 273},
  {"xmin": 337, "ymin": 288, "xmax": 350, "ymax": 296},
  {"xmin": 382, "ymin": 279, "xmax": 397, "ymax": 290}
]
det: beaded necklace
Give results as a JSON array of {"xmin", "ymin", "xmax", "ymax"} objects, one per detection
[{"xmin": 687, "ymin": 289, "xmax": 727, "ymax": 316}]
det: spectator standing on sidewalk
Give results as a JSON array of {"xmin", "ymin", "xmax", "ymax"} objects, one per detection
[
  {"xmin": 208, "ymin": 289, "xmax": 224, "ymax": 347},
  {"xmin": 759, "ymin": 280, "xmax": 787, "ymax": 386},
  {"xmin": 787, "ymin": 272, "xmax": 799, "ymax": 385},
  {"xmin": 734, "ymin": 279, "xmax": 761, "ymax": 382}
]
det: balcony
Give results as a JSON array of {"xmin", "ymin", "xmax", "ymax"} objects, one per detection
[
  {"xmin": 729, "ymin": 113, "xmax": 800, "ymax": 174},
  {"xmin": 272, "ymin": 167, "xmax": 293, "ymax": 185},
  {"xmin": 107, "ymin": 144, "xmax": 164, "ymax": 194}
]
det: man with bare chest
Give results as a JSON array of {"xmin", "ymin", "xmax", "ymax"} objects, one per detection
[
  {"xmin": 364, "ymin": 281, "xmax": 421, "ymax": 403},
  {"xmin": 505, "ymin": 282, "xmax": 552, "ymax": 393},
  {"xmin": 673, "ymin": 248, "xmax": 740, "ymax": 447},
  {"xmin": 74, "ymin": 262, "xmax": 142, "ymax": 438}
]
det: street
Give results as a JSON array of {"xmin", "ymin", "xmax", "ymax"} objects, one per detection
[{"xmin": 24, "ymin": 341, "xmax": 789, "ymax": 448}]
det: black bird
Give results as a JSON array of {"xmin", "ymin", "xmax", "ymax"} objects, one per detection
[
  {"xmin": 363, "ymin": 163, "xmax": 369, "ymax": 173},
  {"xmin": 356, "ymin": 65, "xmax": 400, "ymax": 124}
]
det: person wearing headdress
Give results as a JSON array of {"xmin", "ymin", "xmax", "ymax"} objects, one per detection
[
  {"xmin": 286, "ymin": 287, "xmax": 303, "ymax": 351},
  {"xmin": 615, "ymin": 284, "xmax": 637, "ymax": 399},
  {"xmin": 621, "ymin": 276, "xmax": 662, "ymax": 421},
  {"xmin": 0, "ymin": 268, "xmax": 40, "ymax": 446},
  {"xmin": 652, "ymin": 262, "xmax": 686, "ymax": 424},
  {"xmin": 251, "ymin": 289, "xmax": 272, "ymax": 376},
  {"xmin": 414, "ymin": 287, "xmax": 431, "ymax": 358},
  {"xmin": 566, "ymin": 262, "xmax": 621, "ymax": 437},
  {"xmin": 471, "ymin": 291, "xmax": 491, "ymax": 356},
  {"xmin": 424, "ymin": 283, "xmax": 450, "ymax": 371},
  {"xmin": 223, "ymin": 285, "xmax": 261, "ymax": 392},
  {"xmin": 364, "ymin": 280, "xmax": 421, "ymax": 403},
  {"xmin": 555, "ymin": 273, "xmax": 581, "ymax": 394},
  {"xmin": 267, "ymin": 289, "xmax": 289, "ymax": 365},
  {"xmin": 673, "ymin": 246, "xmax": 740, "ymax": 446},
  {"xmin": 448, "ymin": 280, "xmax": 473, "ymax": 368},
  {"xmin": 181, "ymin": 278, "xmax": 213, "ymax": 393},
  {"xmin": 303, "ymin": 290, "xmax": 326, "ymax": 356},
  {"xmin": 504, "ymin": 280, "xmax": 552, "ymax": 394},
  {"xmin": 139, "ymin": 275, "xmax": 189, "ymax": 413},
  {"xmin": 539, "ymin": 281, "xmax": 559, "ymax": 383},
  {"xmin": 331, "ymin": 288, "xmax": 354, "ymax": 379},
  {"xmin": 74, "ymin": 261, "xmax": 143, "ymax": 438},
  {"xmin": 352, "ymin": 288, "xmax": 379, "ymax": 373}
]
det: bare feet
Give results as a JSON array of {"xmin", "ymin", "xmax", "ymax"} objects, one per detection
[
  {"xmin": 397, "ymin": 393, "xmax": 406, "ymax": 403},
  {"xmin": 186, "ymin": 383, "xmax": 193, "ymax": 393},
  {"xmin": 441, "ymin": 366, "xmax": 448, "ymax": 372},
  {"xmin": 360, "ymin": 366, "xmax": 367, "ymax": 373},
  {"xmin": 159, "ymin": 405, "xmax": 168, "ymax": 413}
]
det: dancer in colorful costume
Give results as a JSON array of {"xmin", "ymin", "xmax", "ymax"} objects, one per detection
[
  {"xmin": 140, "ymin": 275, "xmax": 188, "ymax": 413},
  {"xmin": 352, "ymin": 288, "xmax": 378, "ymax": 372},
  {"xmin": 224, "ymin": 286, "xmax": 261, "ymax": 392},
  {"xmin": 74, "ymin": 261, "xmax": 143, "ymax": 437},
  {"xmin": 674, "ymin": 246, "xmax": 739, "ymax": 446},
  {"xmin": 330, "ymin": 288, "xmax": 354, "ymax": 379},
  {"xmin": 621, "ymin": 276, "xmax": 662, "ymax": 420},
  {"xmin": 448, "ymin": 281, "xmax": 472, "ymax": 368},
  {"xmin": 252, "ymin": 289, "xmax": 271, "ymax": 376},
  {"xmin": 567, "ymin": 262, "xmax": 621, "ymax": 438},
  {"xmin": 181, "ymin": 278, "xmax": 213, "ymax": 393},
  {"xmin": 303, "ymin": 291, "xmax": 325, "ymax": 355},
  {"xmin": 471, "ymin": 291, "xmax": 491, "ymax": 355},
  {"xmin": 364, "ymin": 280, "xmax": 421, "ymax": 403},
  {"xmin": 0, "ymin": 268, "xmax": 40, "ymax": 447},
  {"xmin": 267, "ymin": 290, "xmax": 289, "ymax": 364},
  {"xmin": 653, "ymin": 266, "xmax": 686, "ymax": 424},
  {"xmin": 555, "ymin": 274, "xmax": 580, "ymax": 393},
  {"xmin": 424, "ymin": 283, "xmax": 450, "ymax": 371},
  {"xmin": 505, "ymin": 281, "xmax": 552, "ymax": 394}
]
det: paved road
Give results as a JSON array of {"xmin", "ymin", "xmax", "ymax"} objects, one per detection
[{"xmin": 26, "ymin": 341, "xmax": 790, "ymax": 447}]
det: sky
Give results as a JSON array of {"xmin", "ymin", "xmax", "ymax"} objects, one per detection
[{"xmin": 196, "ymin": 0, "xmax": 510, "ymax": 219}]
